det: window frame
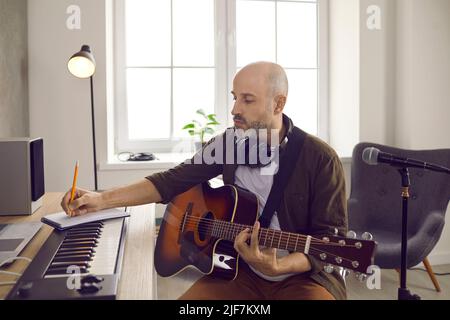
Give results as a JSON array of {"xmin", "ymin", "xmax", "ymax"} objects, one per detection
[{"xmin": 114, "ymin": 0, "xmax": 329, "ymax": 154}]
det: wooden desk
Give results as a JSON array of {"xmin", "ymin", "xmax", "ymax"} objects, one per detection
[{"xmin": 0, "ymin": 193, "xmax": 157, "ymax": 300}]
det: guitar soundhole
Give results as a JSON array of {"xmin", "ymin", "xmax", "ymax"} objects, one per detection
[{"xmin": 198, "ymin": 212, "xmax": 214, "ymax": 242}]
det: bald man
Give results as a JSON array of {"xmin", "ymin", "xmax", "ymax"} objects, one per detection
[{"xmin": 61, "ymin": 62, "xmax": 348, "ymax": 300}]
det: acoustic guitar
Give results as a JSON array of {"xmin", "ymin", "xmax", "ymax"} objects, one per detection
[{"xmin": 155, "ymin": 183, "xmax": 377, "ymax": 280}]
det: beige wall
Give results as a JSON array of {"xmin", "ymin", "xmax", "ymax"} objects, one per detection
[
  {"xmin": 28, "ymin": 0, "xmax": 110, "ymax": 192},
  {"xmin": 0, "ymin": 0, "xmax": 29, "ymax": 138}
]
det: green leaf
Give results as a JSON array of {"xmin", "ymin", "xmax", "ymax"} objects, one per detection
[
  {"xmin": 207, "ymin": 114, "xmax": 217, "ymax": 121},
  {"xmin": 204, "ymin": 127, "xmax": 215, "ymax": 135},
  {"xmin": 188, "ymin": 130, "xmax": 195, "ymax": 136},
  {"xmin": 196, "ymin": 109, "xmax": 207, "ymax": 117},
  {"xmin": 192, "ymin": 120, "xmax": 202, "ymax": 127},
  {"xmin": 182, "ymin": 124, "xmax": 195, "ymax": 130},
  {"xmin": 207, "ymin": 121, "xmax": 220, "ymax": 126}
]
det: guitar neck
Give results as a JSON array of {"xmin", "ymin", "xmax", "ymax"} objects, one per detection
[{"xmin": 210, "ymin": 220, "xmax": 309, "ymax": 253}]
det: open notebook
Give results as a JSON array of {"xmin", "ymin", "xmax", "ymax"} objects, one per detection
[{"xmin": 41, "ymin": 209, "xmax": 130, "ymax": 231}]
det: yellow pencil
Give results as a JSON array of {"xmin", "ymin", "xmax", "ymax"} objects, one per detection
[{"xmin": 69, "ymin": 161, "xmax": 79, "ymax": 216}]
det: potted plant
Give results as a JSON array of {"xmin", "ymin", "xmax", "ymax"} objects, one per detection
[{"xmin": 182, "ymin": 109, "xmax": 220, "ymax": 151}]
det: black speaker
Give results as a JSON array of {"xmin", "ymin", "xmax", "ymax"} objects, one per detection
[
  {"xmin": 0, "ymin": 138, "xmax": 45, "ymax": 216},
  {"xmin": 30, "ymin": 139, "xmax": 45, "ymax": 201}
]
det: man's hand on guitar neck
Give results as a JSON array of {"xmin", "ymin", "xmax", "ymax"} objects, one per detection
[{"xmin": 234, "ymin": 221, "xmax": 312, "ymax": 277}]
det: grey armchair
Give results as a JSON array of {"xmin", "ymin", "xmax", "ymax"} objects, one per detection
[{"xmin": 348, "ymin": 143, "xmax": 450, "ymax": 292}]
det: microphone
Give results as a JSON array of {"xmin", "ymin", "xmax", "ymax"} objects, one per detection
[{"xmin": 362, "ymin": 147, "xmax": 450, "ymax": 175}]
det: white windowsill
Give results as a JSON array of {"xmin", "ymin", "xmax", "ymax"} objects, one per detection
[
  {"xmin": 99, "ymin": 152, "xmax": 194, "ymax": 171},
  {"xmin": 99, "ymin": 152, "xmax": 352, "ymax": 172}
]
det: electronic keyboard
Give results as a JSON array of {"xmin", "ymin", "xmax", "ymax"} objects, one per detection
[{"xmin": 6, "ymin": 217, "xmax": 128, "ymax": 300}]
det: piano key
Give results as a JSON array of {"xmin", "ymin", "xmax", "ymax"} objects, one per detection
[
  {"xmin": 67, "ymin": 228, "xmax": 102, "ymax": 233},
  {"xmin": 55, "ymin": 250, "xmax": 93, "ymax": 257},
  {"xmin": 65, "ymin": 233, "xmax": 100, "ymax": 239},
  {"xmin": 88, "ymin": 219, "xmax": 124, "ymax": 276},
  {"xmin": 74, "ymin": 221, "xmax": 103, "ymax": 227},
  {"xmin": 79, "ymin": 222, "xmax": 103, "ymax": 226},
  {"xmin": 57, "ymin": 247, "xmax": 96, "ymax": 253},
  {"xmin": 66, "ymin": 231, "xmax": 102, "ymax": 237},
  {"xmin": 53, "ymin": 255, "xmax": 92, "ymax": 263},
  {"xmin": 63, "ymin": 238, "xmax": 99, "ymax": 244},
  {"xmin": 61, "ymin": 241, "xmax": 97, "ymax": 248},
  {"xmin": 51, "ymin": 262, "xmax": 90, "ymax": 269}
]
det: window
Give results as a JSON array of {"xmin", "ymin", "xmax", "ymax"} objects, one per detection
[{"xmin": 115, "ymin": 0, "xmax": 328, "ymax": 153}]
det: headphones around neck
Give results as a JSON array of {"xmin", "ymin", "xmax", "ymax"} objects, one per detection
[{"xmin": 234, "ymin": 114, "xmax": 293, "ymax": 168}]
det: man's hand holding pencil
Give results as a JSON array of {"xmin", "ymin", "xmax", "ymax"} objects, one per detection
[{"xmin": 60, "ymin": 161, "xmax": 104, "ymax": 217}]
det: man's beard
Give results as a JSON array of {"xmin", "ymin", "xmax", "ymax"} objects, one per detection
[{"xmin": 233, "ymin": 116, "xmax": 269, "ymax": 130}]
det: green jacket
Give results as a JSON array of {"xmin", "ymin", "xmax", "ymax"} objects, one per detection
[{"xmin": 147, "ymin": 130, "xmax": 348, "ymax": 300}]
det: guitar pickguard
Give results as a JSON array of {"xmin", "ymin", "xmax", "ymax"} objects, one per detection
[
  {"xmin": 211, "ymin": 240, "xmax": 239, "ymax": 280},
  {"xmin": 213, "ymin": 253, "xmax": 235, "ymax": 270}
]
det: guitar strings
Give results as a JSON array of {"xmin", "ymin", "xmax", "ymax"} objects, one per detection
[
  {"xmin": 179, "ymin": 218, "xmax": 358, "ymax": 267},
  {"xmin": 181, "ymin": 215, "xmax": 356, "ymax": 248},
  {"xmin": 173, "ymin": 215, "xmax": 367, "ymax": 268},
  {"xmin": 179, "ymin": 216, "xmax": 361, "ymax": 254},
  {"xmin": 181, "ymin": 216, "xmax": 316, "ymax": 248},
  {"xmin": 183, "ymin": 217, "xmax": 341, "ymax": 249}
]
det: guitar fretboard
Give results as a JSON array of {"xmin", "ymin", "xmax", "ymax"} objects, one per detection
[{"xmin": 208, "ymin": 219, "xmax": 309, "ymax": 253}]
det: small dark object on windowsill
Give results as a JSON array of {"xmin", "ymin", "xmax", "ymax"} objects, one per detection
[{"xmin": 118, "ymin": 152, "xmax": 157, "ymax": 162}]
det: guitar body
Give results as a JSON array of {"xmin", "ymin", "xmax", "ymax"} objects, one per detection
[{"xmin": 155, "ymin": 183, "xmax": 259, "ymax": 280}]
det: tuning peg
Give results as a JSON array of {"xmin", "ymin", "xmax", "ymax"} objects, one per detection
[
  {"xmin": 346, "ymin": 231, "xmax": 357, "ymax": 239},
  {"xmin": 356, "ymin": 273, "xmax": 367, "ymax": 282},
  {"xmin": 361, "ymin": 232, "xmax": 373, "ymax": 241},
  {"xmin": 342, "ymin": 268, "xmax": 350, "ymax": 278},
  {"xmin": 324, "ymin": 264, "xmax": 334, "ymax": 274}
]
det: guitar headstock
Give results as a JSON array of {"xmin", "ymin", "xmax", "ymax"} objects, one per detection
[{"xmin": 309, "ymin": 231, "xmax": 377, "ymax": 274}]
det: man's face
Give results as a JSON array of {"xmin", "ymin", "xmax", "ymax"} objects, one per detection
[{"xmin": 231, "ymin": 66, "xmax": 274, "ymax": 131}]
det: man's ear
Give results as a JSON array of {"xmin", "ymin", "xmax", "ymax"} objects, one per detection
[{"xmin": 274, "ymin": 95, "xmax": 287, "ymax": 114}]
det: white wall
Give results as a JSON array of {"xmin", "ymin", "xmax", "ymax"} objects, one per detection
[
  {"xmin": 394, "ymin": 0, "xmax": 450, "ymax": 265},
  {"xmin": 359, "ymin": 0, "xmax": 396, "ymax": 146},
  {"xmin": 328, "ymin": 0, "xmax": 360, "ymax": 157},
  {"xmin": 329, "ymin": 0, "xmax": 450, "ymax": 265}
]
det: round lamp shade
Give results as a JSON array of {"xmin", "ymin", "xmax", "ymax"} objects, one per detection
[{"xmin": 68, "ymin": 45, "xmax": 96, "ymax": 78}]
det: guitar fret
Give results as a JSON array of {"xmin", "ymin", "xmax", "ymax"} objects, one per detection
[
  {"xmin": 234, "ymin": 225, "xmax": 240, "ymax": 241},
  {"xmin": 216, "ymin": 220, "xmax": 220, "ymax": 238},
  {"xmin": 294, "ymin": 235, "xmax": 299, "ymax": 252},
  {"xmin": 304, "ymin": 235, "xmax": 312, "ymax": 254},
  {"xmin": 225, "ymin": 222, "xmax": 229, "ymax": 240},
  {"xmin": 277, "ymin": 231, "xmax": 282, "ymax": 249},
  {"xmin": 286, "ymin": 233, "xmax": 290, "ymax": 250},
  {"xmin": 211, "ymin": 220, "xmax": 216, "ymax": 237},
  {"xmin": 270, "ymin": 229, "xmax": 274, "ymax": 248},
  {"xmin": 219, "ymin": 220, "xmax": 224, "ymax": 239},
  {"xmin": 263, "ymin": 229, "xmax": 268, "ymax": 247}
]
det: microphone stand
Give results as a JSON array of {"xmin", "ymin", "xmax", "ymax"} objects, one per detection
[{"xmin": 397, "ymin": 167, "xmax": 421, "ymax": 300}]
